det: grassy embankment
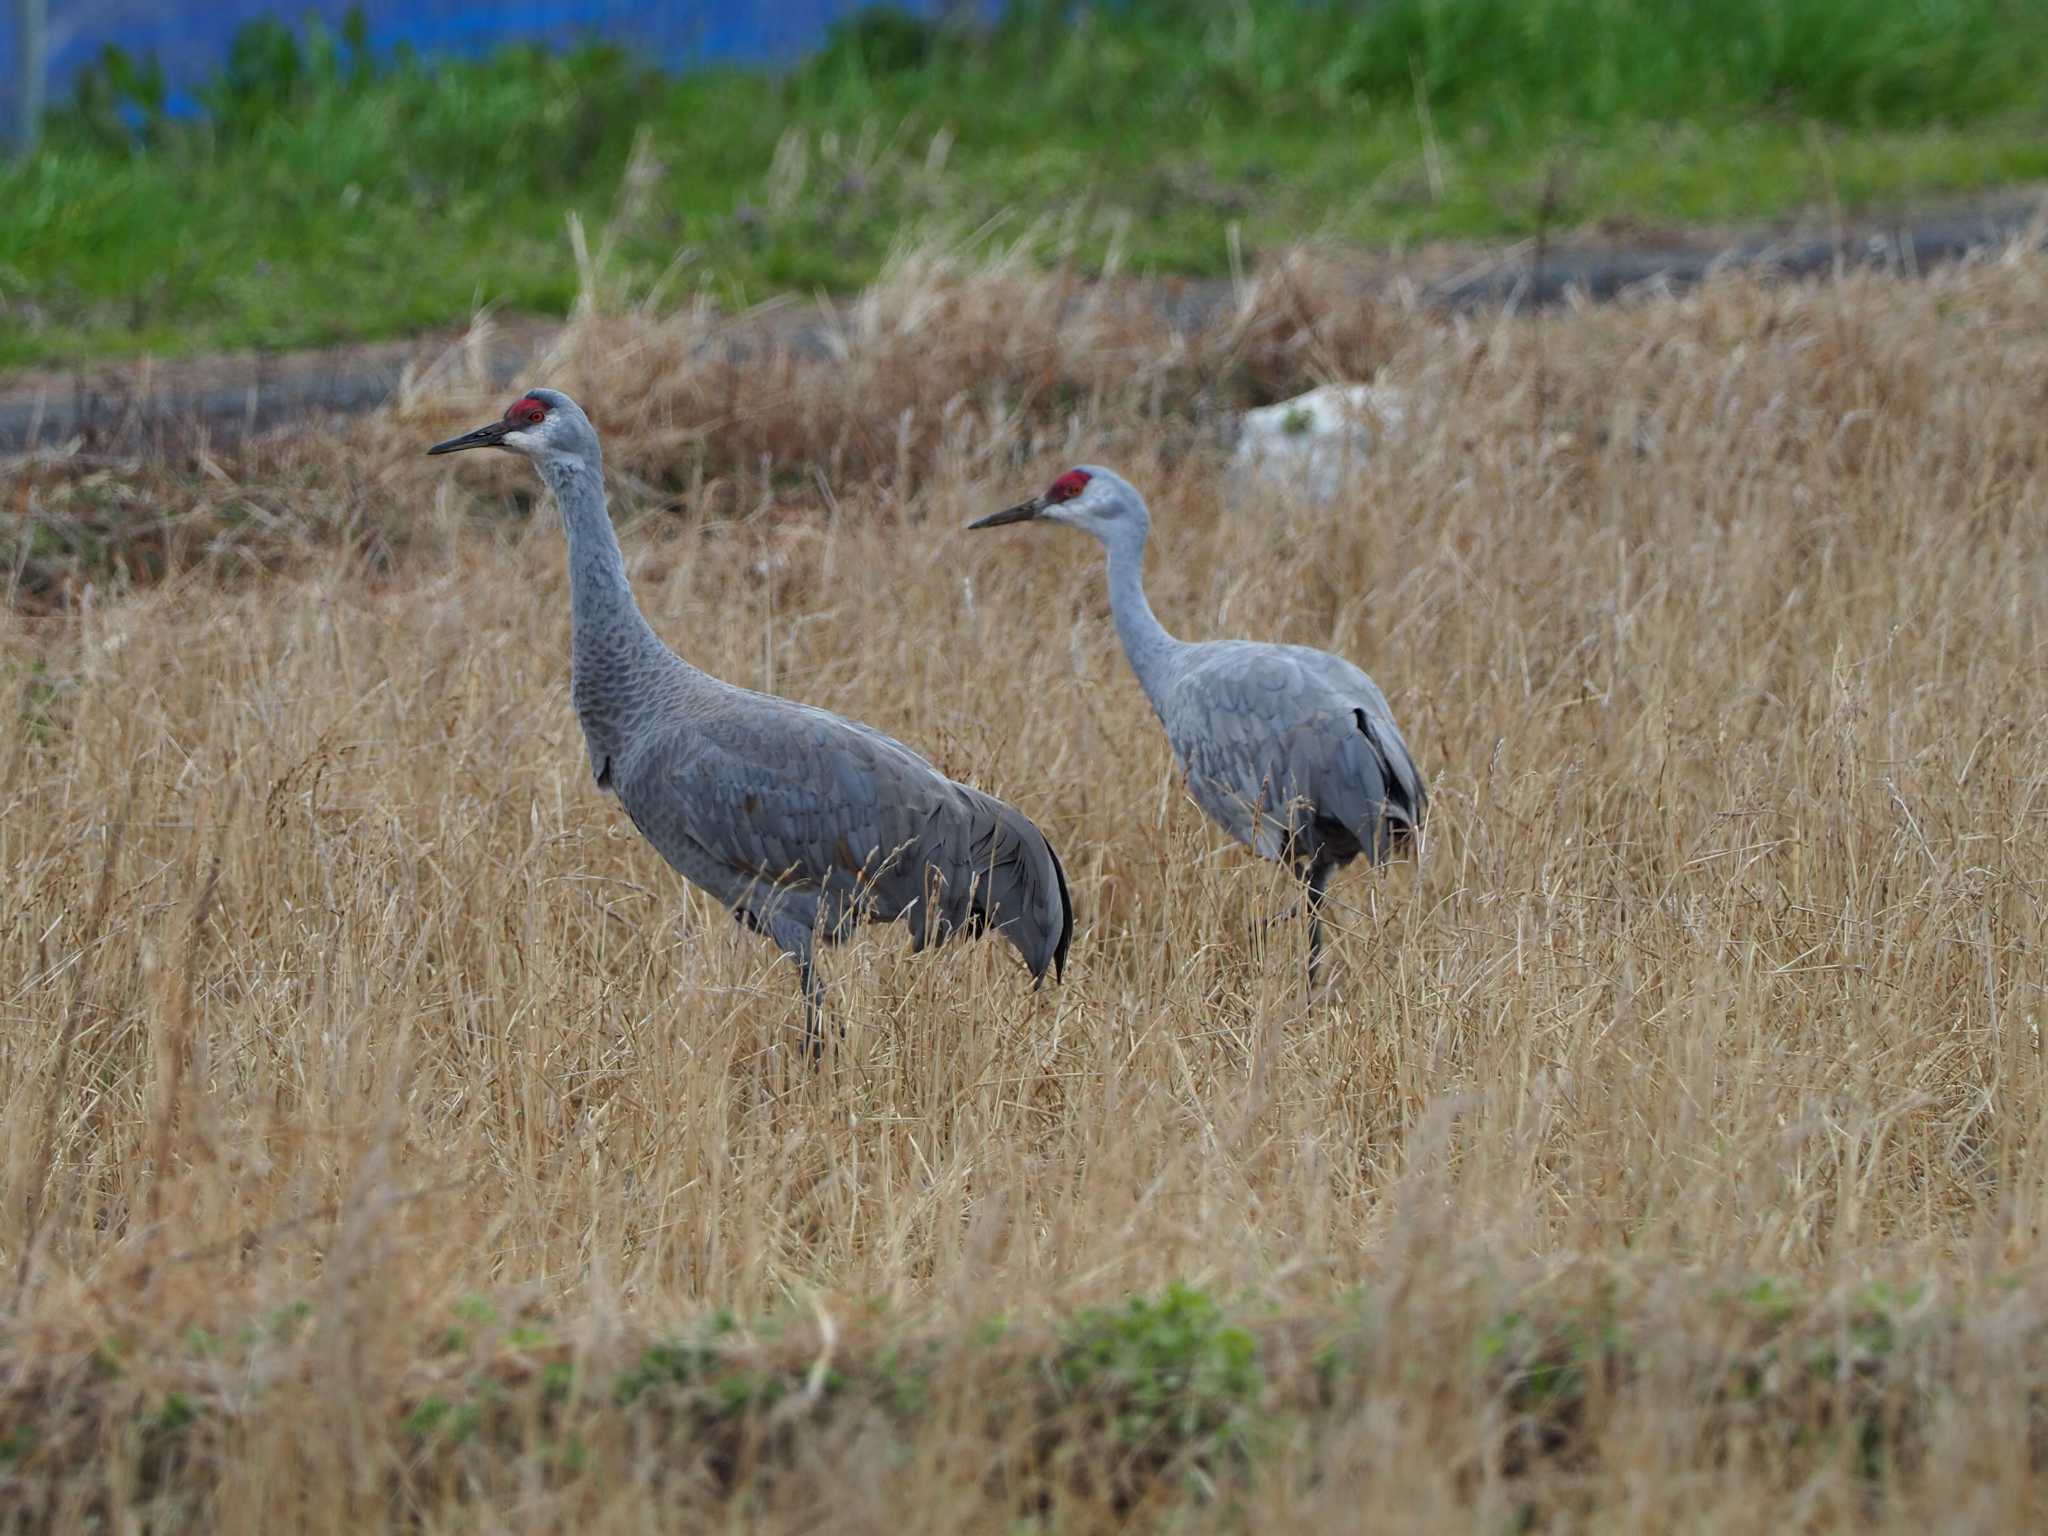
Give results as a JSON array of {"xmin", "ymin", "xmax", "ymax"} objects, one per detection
[{"xmin": 2, "ymin": 0, "xmax": 2047, "ymax": 366}]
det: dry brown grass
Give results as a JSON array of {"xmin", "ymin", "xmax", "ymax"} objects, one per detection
[{"xmin": 4, "ymin": 238, "xmax": 2048, "ymax": 1531}]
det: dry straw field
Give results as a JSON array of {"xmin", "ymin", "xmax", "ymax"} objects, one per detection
[{"xmin": 5, "ymin": 235, "xmax": 2048, "ymax": 1530}]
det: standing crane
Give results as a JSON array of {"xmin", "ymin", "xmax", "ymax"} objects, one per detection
[
  {"xmin": 969, "ymin": 466, "xmax": 1424, "ymax": 983},
  {"xmin": 430, "ymin": 390, "xmax": 1073, "ymax": 1057}
]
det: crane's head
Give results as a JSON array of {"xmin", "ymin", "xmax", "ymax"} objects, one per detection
[
  {"xmin": 427, "ymin": 388, "xmax": 597, "ymax": 464},
  {"xmin": 968, "ymin": 465, "xmax": 1147, "ymax": 544}
]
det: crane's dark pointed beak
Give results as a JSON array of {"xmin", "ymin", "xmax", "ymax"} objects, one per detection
[
  {"xmin": 967, "ymin": 495, "xmax": 1048, "ymax": 530},
  {"xmin": 427, "ymin": 418, "xmax": 512, "ymax": 455}
]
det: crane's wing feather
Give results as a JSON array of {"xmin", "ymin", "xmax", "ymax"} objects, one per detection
[
  {"xmin": 1278, "ymin": 645, "xmax": 1427, "ymax": 830},
  {"xmin": 1162, "ymin": 642, "xmax": 1425, "ymax": 863},
  {"xmin": 613, "ymin": 689, "xmax": 1070, "ymax": 979}
]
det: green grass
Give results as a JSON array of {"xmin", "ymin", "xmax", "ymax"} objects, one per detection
[
  {"xmin": 1057, "ymin": 1284, "xmax": 1263, "ymax": 1456},
  {"xmin": 3, "ymin": 0, "xmax": 2046, "ymax": 367}
]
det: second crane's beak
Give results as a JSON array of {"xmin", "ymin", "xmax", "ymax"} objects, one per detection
[
  {"xmin": 426, "ymin": 418, "xmax": 514, "ymax": 455},
  {"xmin": 967, "ymin": 494, "xmax": 1048, "ymax": 530}
]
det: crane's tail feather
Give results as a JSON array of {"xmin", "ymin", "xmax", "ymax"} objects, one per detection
[
  {"xmin": 1042, "ymin": 833, "xmax": 1074, "ymax": 983},
  {"xmin": 1353, "ymin": 706, "xmax": 1427, "ymax": 861},
  {"xmin": 935, "ymin": 789, "xmax": 1074, "ymax": 985}
]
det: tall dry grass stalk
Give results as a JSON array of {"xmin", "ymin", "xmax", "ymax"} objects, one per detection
[{"xmin": 3, "ymin": 239, "xmax": 2047, "ymax": 1529}]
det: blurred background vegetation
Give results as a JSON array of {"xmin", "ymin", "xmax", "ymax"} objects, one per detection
[{"xmin": 2, "ymin": 0, "xmax": 2046, "ymax": 366}]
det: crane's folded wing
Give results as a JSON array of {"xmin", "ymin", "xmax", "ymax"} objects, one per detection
[
  {"xmin": 610, "ymin": 703, "xmax": 1068, "ymax": 971},
  {"xmin": 1163, "ymin": 643, "xmax": 1420, "ymax": 860}
]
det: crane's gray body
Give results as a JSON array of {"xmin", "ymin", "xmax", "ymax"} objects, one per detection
[
  {"xmin": 603, "ymin": 673, "xmax": 1072, "ymax": 981},
  {"xmin": 970, "ymin": 465, "xmax": 1422, "ymax": 976},
  {"xmin": 1153, "ymin": 638, "xmax": 1425, "ymax": 874},
  {"xmin": 436, "ymin": 389, "xmax": 1071, "ymax": 1052}
]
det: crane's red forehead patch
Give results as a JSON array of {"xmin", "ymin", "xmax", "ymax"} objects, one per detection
[
  {"xmin": 1047, "ymin": 469, "xmax": 1092, "ymax": 502},
  {"xmin": 504, "ymin": 394, "xmax": 548, "ymax": 422}
]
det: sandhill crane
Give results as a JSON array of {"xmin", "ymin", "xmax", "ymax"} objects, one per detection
[
  {"xmin": 430, "ymin": 390, "xmax": 1072, "ymax": 1057},
  {"xmin": 969, "ymin": 466, "xmax": 1423, "ymax": 982}
]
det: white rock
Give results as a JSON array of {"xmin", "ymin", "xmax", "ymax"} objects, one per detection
[{"xmin": 1229, "ymin": 383, "xmax": 1405, "ymax": 504}]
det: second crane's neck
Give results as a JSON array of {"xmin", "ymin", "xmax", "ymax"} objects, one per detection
[
  {"xmin": 539, "ymin": 453, "xmax": 676, "ymax": 757},
  {"xmin": 1099, "ymin": 521, "xmax": 1181, "ymax": 715}
]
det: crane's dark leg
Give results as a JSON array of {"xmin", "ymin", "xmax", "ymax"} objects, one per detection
[
  {"xmin": 1304, "ymin": 861, "xmax": 1334, "ymax": 991},
  {"xmin": 756, "ymin": 908, "xmax": 833, "ymax": 1064},
  {"xmin": 795, "ymin": 950, "xmax": 827, "ymax": 1063}
]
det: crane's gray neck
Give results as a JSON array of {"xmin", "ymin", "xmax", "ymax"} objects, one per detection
[
  {"xmin": 1099, "ymin": 521, "xmax": 1180, "ymax": 716},
  {"xmin": 539, "ymin": 452, "xmax": 676, "ymax": 769}
]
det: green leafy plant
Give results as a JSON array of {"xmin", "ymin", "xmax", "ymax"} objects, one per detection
[{"xmin": 1057, "ymin": 1284, "xmax": 1263, "ymax": 1455}]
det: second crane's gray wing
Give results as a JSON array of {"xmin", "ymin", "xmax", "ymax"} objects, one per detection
[
  {"xmin": 1162, "ymin": 643, "xmax": 1423, "ymax": 862},
  {"xmin": 613, "ymin": 695, "xmax": 1072, "ymax": 978},
  {"xmin": 1277, "ymin": 645, "xmax": 1427, "ymax": 833}
]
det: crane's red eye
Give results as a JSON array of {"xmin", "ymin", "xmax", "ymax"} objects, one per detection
[
  {"xmin": 1048, "ymin": 469, "xmax": 1091, "ymax": 502},
  {"xmin": 527, "ymin": 409, "xmax": 544, "ymax": 423},
  {"xmin": 505, "ymin": 393, "xmax": 548, "ymax": 426}
]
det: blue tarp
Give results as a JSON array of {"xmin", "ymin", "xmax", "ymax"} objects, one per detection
[{"xmin": 5, "ymin": 2, "xmax": 994, "ymax": 120}]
